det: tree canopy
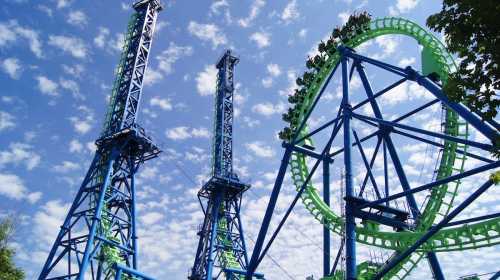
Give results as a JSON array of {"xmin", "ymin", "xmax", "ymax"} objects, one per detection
[
  {"xmin": 427, "ymin": 0, "xmax": 500, "ymax": 122},
  {"xmin": 0, "ymin": 217, "xmax": 25, "ymax": 280}
]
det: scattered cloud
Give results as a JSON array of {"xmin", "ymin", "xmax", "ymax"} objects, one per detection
[
  {"xmin": 156, "ymin": 42, "xmax": 193, "ymax": 75},
  {"xmin": 209, "ymin": 0, "xmax": 232, "ymax": 23},
  {"xmin": 0, "ymin": 111, "xmax": 15, "ymax": 131},
  {"xmin": 0, "ymin": 173, "xmax": 41, "ymax": 203},
  {"xmin": 94, "ymin": 27, "xmax": 124, "ymax": 53},
  {"xmin": 238, "ymin": 0, "xmax": 265, "ymax": 27},
  {"xmin": 338, "ymin": 11, "xmax": 350, "ymax": 24},
  {"xmin": 59, "ymin": 78, "xmax": 83, "ymax": 100},
  {"xmin": 0, "ymin": 20, "xmax": 42, "ymax": 58},
  {"xmin": 267, "ymin": 63, "xmax": 281, "ymax": 77},
  {"xmin": 1, "ymin": 57, "xmax": 22, "ymax": 79},
  {"xmin": 0, "ymin": 142, "xmax": 41, "ymax": 170},
  {"xmin": 36, "ymin": 76, "xmax": 59, "ymax": 97},
  {"xmin": 195, "ymin": 65, "xmax": 217, "ymax": 96},
  {"xmin": 144, "ymin": 67, "xmax": 164, "ymax": 86},
  {"xmin": 188, "ymin": 21, "xmax": 227, "ymax": 49},
  {"xmin": 398, "ymin": 57, "xmax": 416, "ymax": 67},
  {"xmin": 37, "ymin": 5, "xmax": 53, "ymax": 17},
  {"xmin": 245, "ymin": 141, "xmax": 275, "ymax": 158},
  {"xmin": 67, "ymin": 10, "xmax": 87, "ymax": 27},
  {"xmin": 389, "ymin": 0, "xmax": 419, "ymax": 15},
  {"xmin": 68, "ymin": 139, "xmax": 83, "ymax": 153},
  {"xmin": 281, "ymin": 0, "xmax": 299, "ymax": 23},
  {"xmin": 150, "ymin": 96, "xmax": 173, "ymax": 111},
  {"xmin": 53, "ymin": 161, "xmax": 80, "ymax": 173},
  {"xmin": 250, "ymin": 31, "xmax": 271, "ymax": 48},
  {"xmin": 69, "ymin": 105, "xmax": 94, "ymax": 134},
  {"xmin": 252, "ymin": 102, "xmax": 286, "ymax": 117},
  {"xmin": 165, "ymin": 126, "xmax": 210, "ymax": 141},
  {"xmin": 54, "ymin": 0, "xmax": 72, "ymax": 9},
  {"xmin": 261, "ymin": 64, "xmax": 282, "ymax": 87},
  {"xmin": 48, "ymin": 35, "xmax": 88, "ymax": 59}
]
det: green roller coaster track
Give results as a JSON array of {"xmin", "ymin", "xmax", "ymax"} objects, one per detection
[{"xmin": 284, "ymin": 17, "xmax": 500, "ymax": 279}]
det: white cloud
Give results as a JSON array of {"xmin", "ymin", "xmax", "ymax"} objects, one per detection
[
  {"xmin": 262, "ymin": 77, "xmax": 273, "ymax": 88},
  {"xmin": 94, "ymin": 27, "xmax": 109, "ymax": 48},
  {"xmin": 144, "ymin": 67, "xmax": 163, "ymax": 86},
  {"xmin": 69, "ymin": 105, "xmax": 94, "ymax": 134},
  {"xmin": 238, "ymin": 0, "xmax": 265, "ymax": 27},
  {"xmin": 188, "ymin": 21, "xmax": 227, "ymax": 49},
  {"xmin": 338, "ymin": 11, "xmax": 350, "ymax": 24},
  {"xmin": 281, "ymin": 0, "xmax": 299, "ymax": 23},
  {"xmin": 245, "ymin": 141, "xmax": 275, "ymax": 158},
  {"xmin": 62, "ymin": 64, "xmax": 85, "ymax": 78},
  {"xmin": 1, "ymin": 57, "xmax": 22, "ymax": 79},
  {"xmin": 389, "ymin": 0, "xmax": 419, "ymax": 15},
  {"xmin": 298, "ymin": 29, "xmax": 307, "ymax": 38},
  {"xmin": 398, "ymin": 57, "xmax": 416, "ymax": 67},
  {"xmin": 0, "ymin": 142, "xmax": 41, "ymax": 170},
  {"xmin": 69, "ymin": 139, "xmax": 83, "ymax": 153},
  {"xmin": 67, "ymin": 10, "xmax": 87, "ymax": 27},
  {"xmin": 36, "ymin": 76, "xmax": 59, "ymax": 97},
  {"xmin": 37, "ymin": 5, "xmax": 53, "ymax": 17},
  {"xmin": 48, "ymin": 35, "xmax": 87, "ymax": 59},
  {"xmin": 373, "ymin": 35, "xmax": 399, "ymax": 59},
  {"xmin": 59, "ymin": 78, "xmax": 82, "ymax": 99},
  {"xmin": 267, "ymin": 63, "xmax": 281, "ymax": 77},
  {"xmin": 55, "ymin": 0, "xmax": 71, "ymax": 9},
  {"xmin": 0, "ymin": 20, "xmax": 42, "ymax": 58},
  {"xmin": 209, "ymin": 0, "xmax": 232, "ymax": 23},
  {"xmin": 53, "ymin": 161, "xmax": 80, "ymax": 173},
  {"xmin": 252, "ymin": 102, "xmax": 286, "ymax": 117},
  {"xmin": 0, "ymin": 173, "xmax": 41, "ymax": 203},
  {"xmin": 140, "ymin": 212, "xmax": 164, "ymax": 226},
  {"xmin": 150, "ymin": 96, "xmax": 172, "ymax": 111},
  {"xmin": 156, "ymin": 42, "xmax": 193, "ymax": 75},
  {"xmin": 0, "ymin": 111, "xmax": 15, "ymax": 131},
  {"xmin": 195, "ymin": 65, "xmax": 217, "ymax": 96},
  {"xmin": 33, "ymin": 200, "xmax": 70, "ymax": 246},
  {"xmin": 165, "ymin": 126, "xmax": 210, "ymax": 141},
  {"xmin": 250, "ymin": 31, "xmax": 271, "ymax": 48}
]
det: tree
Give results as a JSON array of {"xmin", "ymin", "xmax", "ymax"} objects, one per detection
[
  {"xmin": 0, "ymin": 217, "xmax": 25, "ymax": 280},
  {"xmin": 426, "ymin": 0, "xmax": 499, "ymax": 122}
]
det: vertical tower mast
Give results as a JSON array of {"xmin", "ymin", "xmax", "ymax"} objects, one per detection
[
  {"xmin": 190, "ymin": 50, "xmax": 263, "ymax": 280},
  {"xmin": 39, "ymin": 1, "xmax": 162, "ymax": 279}
]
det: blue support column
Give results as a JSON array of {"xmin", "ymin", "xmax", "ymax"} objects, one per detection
[
  {"xmin": 356, "ymin": 61, "xmax": 445, "ymax": 279},
  {"xmin": 130, "ymin": 158, "xmax": 138, "ymax": 269},
  {"xmin": 341, "ymin": 53, "xmax": 356, "ymax": 280},
  {"xmin": 323, "ymin": 159, "xmax": 331, "ymax": 277},
  {"xmin": 374, "ymin": 179, "xmax": 495, "ymax": 279},
  {"xmin": 246, "ymin": 148, "xmax": 292, "ymax": 279},
  {"xmin": 206, "ymin": 192, "xmax": 223, "ymax": 279},
  {"xmin": 78, "ymin": 151, "xmax": 118, "ymax": 279}
]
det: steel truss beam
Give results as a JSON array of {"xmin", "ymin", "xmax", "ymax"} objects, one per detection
[
  {"xmin": 39, "ymin": 2, "xmax": 162, "ymax": 279},
  {"xmin": 247, "ymin": 46, "xmax": 499, "ymax": 280}
]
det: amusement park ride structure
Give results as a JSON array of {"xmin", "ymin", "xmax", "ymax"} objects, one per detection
[
  {"xmin": 36, "ymin": 1, "xmax": 500, "ymax": 279},
  {"xmin": 39, "ymin": 0, "xmax": 162, "ymax": 279},
  {"xmin": 245, "ymin": 16, "xmax": 500, "ymax": 280},
  {"xmin": 189, "ymin": 50, "xmax": 264, "ymax": 280}
]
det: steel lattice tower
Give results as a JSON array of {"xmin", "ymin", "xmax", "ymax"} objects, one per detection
[
  {"xmin": 39, "ymin": 1, "xmax": 162, "ymax": 279},
  {"xmin": 189, "ymin": 50, "xmax": 264, "ymax": 280}
]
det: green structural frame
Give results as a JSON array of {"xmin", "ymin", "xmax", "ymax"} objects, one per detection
[
  {"xmin": 288, "ymin": 17, "xmax": 499, "ymax": 279},
  {"xmin": 245, "ymin": 16, "xmax": 499, "ymax": 280}
]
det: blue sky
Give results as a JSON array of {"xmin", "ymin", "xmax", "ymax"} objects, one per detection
[{"xmin": 0, "ymin": 0, "xmax": 499, "ymax": 279}]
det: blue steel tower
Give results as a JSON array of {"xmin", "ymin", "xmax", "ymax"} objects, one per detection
[
  {"xmin": 189, "ymin": 50, "xmax": 263, "ymax": 280},
  {"xmin": 39, "ymin": 1, "xmax": 162, "ymax": 279}
]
